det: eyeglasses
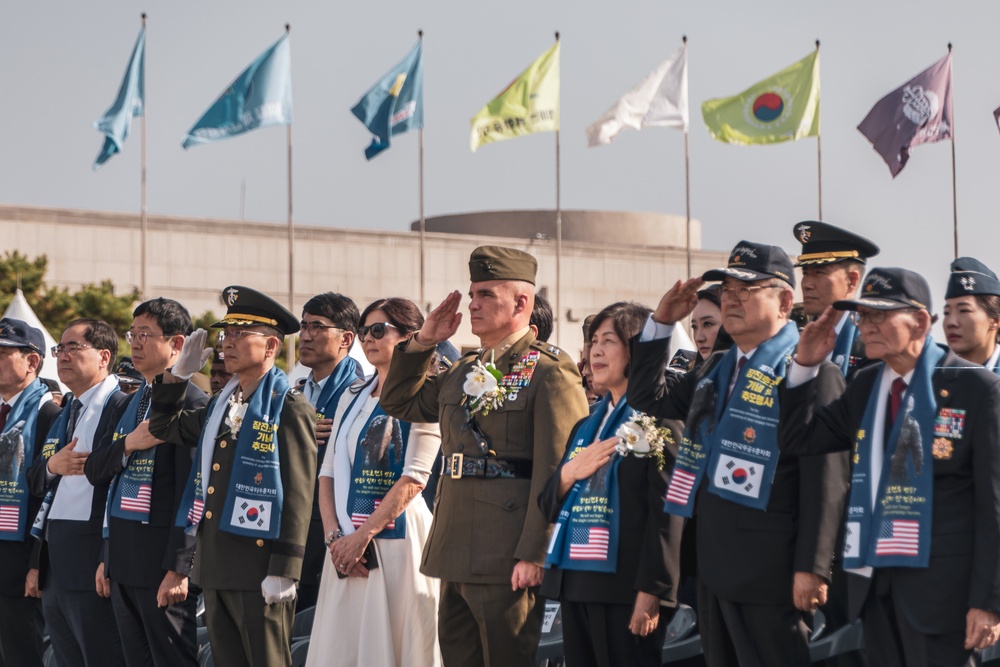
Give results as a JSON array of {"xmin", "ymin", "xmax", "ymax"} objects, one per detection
[
  {"xmin": 358, "ymin": 322, "xmax": 398, "ymax": 340},
  {"xmin": 299, "ymin": 321, "xmax": 344, "ymax": 336},
  {"xmin": 217, "ymin": 329, "xmax": 271, "ymax": 343},
  {"xmin": 850, "ymin": 308, "xmax": 915, "ymax": 326},
  {"xmin": 125, "ymin": 330, "xmax": 168, "ymax": 345},
  {"xmin": 720, "ymin": 285, "xmax": 783, "ymax": 302},
  {"xmin": 52, "ymin": 342, "xmax": 94, "ymax": 356}
]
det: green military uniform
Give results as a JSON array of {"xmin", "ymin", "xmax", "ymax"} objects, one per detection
[
  {"xmin": 149, "ymin": 286, "xmax": 317, "ymax": 667},
  {"xmin": 380, "ymin": 246, "xmax": 589, "ymax": 667}
]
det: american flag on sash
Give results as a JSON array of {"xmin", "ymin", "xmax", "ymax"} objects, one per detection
[
  {"xmin": 0, "ymin": 506, "xmax": 19, "ymax": 531},
  {"xmin": 187, "ymin": 498, "xmax": 205, "ymax": 525},
  {"xmin": 351, "ymin": 498, "xmax": 394, "ymax": 530},
  {"xmin": 569, "ymin": 526, "xmax": 609, "ymax": 560},
  {"xmin": 875, "ymin": 519, "xmax": 919, "ymax": 556},
  {"xmin": 665, "ymin": 469, "xmax": 697, "ymax": 505},
  {"xmin": 118, "ymin": 481, "xmax": 152, "ymax": 513}
]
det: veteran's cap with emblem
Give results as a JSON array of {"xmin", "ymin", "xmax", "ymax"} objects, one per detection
[
  {"xmin": 834, "ymin": 267, "xmax": 932, "ymax": 312},
  {"xmin": 212, "ymin": 286, "xmax": 300, "ymax": 335},
  {"xmin": 469, "ymin": 246, "xmax": 537, "ymax": 285},
  {"xmin": 114, "ymin": 357, "xmax": 143, "ymax": 386},
  {"xmin": 793, "ymin": 221, "xmax": 880, "ymax": 267},
  {"xmin": 0, "ymin": 317, "xmax": 45, "ymax": 357},
  {"xmin": 702, "ymin": 240, "xmax": 796, "ymax": 288},
  {"xmin": 944, "ymin": 257, "xmax": 1000, "ymax": 299}
]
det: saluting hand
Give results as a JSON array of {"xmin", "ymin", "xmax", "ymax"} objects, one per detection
[
  {"xmin": 171, "ymin": 329, "xmax": 212, "ymax": 380},
  {"xmin": 47, "ymin": 439, "xmax": 88, "ymax": 476},
  {"xmin": 794, "ymin": 306, "xmax": 839, "ymax": 368},
  {"xmin": 415, "ymin": 291, "xmax": 463, "ymax": 346},
  {"xmin": 652, "ymin": 278, "xmax": 704, "ymax": 326}
]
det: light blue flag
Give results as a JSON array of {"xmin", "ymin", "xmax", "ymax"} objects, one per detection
[
  {"xmin": 351, "ymin": 41, "xmax": 423, "ymax": 159},
  {"xmin": 182, "ymin": 33, "xmax": 293, "ymax": 149},
  {"xmin": 93, "ymin": 27, "xmax": 145, "ymax": 169}
]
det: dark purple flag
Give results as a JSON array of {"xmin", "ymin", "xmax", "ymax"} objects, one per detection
[{"xmin": 857, "ymin": 53, "xmax": 953, "ymax": 178}]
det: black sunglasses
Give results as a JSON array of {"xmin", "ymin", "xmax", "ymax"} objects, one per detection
[{"xmin": 358, "ymin": 322, "xmax": 399, "ymax": 340}]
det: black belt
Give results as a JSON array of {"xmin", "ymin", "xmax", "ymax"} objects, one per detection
[{"xmin": 440, "ymin": 454, "xmax": 533, "ymax": 480}]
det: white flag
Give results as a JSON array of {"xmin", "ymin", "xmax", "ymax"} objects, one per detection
[{"xmin": 585, "ymin": 45, "xmax": 688, "ymax": 147}]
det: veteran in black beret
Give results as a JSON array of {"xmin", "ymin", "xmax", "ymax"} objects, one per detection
[
  {"xmin": 944, "ymin": 257, "xmax": 1000, "ymax": 372},
  {"xmin": 793, "ymin": 220, "xmax": 880, "ymax": 378},
  {"xmin": 381, "ymin": 246, "xmax": 589, "ymax": 666},
  {"xmin": 137, "ymin": 286, "xmax": 317, "ymax": 667},
  {"xmin": 781, "ymin": 267, "xmax": 1000, "ymax": 665},
  {"xmin": 627, "ymin": 240, "xmax": 849, "ymax": 666}
]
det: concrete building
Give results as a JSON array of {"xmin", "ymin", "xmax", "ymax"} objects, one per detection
[{"xmin": 0, "ymin": 204, "xmax": 727, "ymax": 357}]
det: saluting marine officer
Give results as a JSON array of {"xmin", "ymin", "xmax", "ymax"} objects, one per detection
[
  {"xmin": 139, "ymin": 286, "xmax": 317, "ymax": 667},
  {"xmin": 380, "ymin": 246, "xmax": 589, "ymax": 667}
]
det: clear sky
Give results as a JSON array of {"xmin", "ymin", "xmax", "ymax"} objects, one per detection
[{"xmin": 2, "ymin": 1, "xmax": 998, "ymax": 312}]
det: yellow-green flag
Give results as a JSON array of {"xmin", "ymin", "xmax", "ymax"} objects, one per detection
[
  {"xmin": 702, "ymin": 50, "xmax": 819, "ymax": 145},
  {"xmin": 470, "ymin": 42, "xmax": 560, "ymax": 151}
]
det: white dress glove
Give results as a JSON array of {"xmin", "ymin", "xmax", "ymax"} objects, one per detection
[
  {"xmin": 172, "ymin": 329, "xmax": 213, "ymax": 380},
  {"xmin": 261, "ymin": 575, "xmax": 296, "ymax": 605}
]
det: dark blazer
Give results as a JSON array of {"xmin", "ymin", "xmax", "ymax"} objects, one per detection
[
  {"xmin": 26, "ymin": 388, "xmax": 130, "ymax": 591},
  {"xmin": 778, "ymin": 348, "xmax": 1000, "ymax": 634},
  {"xmin": 84, "ymin": 384, "xmax": 209, "ymax": 588},
  {"xmin": 628, "ymin": 333, "xmax": 850, "ymax": 605},
  {"xmin": 0, "ymin": 398, "xmax": 61, "ymax": 597},
  {"xmin": 148, "ymin": 379, "xmax": 317, "ymax": 590},
  {"xmin": 538, "ymin": 414, "xmax": 683, "ymax": 606}
]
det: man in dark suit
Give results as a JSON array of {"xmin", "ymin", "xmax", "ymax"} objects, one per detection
[
  {"xmin": 27, "ymin": 318, "xmax": 130, "ymax": 667},
  {"xmin": 295, "ymin": 291, "xmax": 361, "ymax": 611},
  {"xmin": 381, "ymin": 246, "xmax": 589, "ymax": 666},
  {"xmin": 85, "ymin": 298, "xmax": 208, "ymax": 667},
  {"xmin": 144, "ymin": 286, "xmax": 317, "ymax": 667},
  {"xmin": 780, "ymin": 267, "xmax": 1000, "ymax": 666},
  {"xmin": 0, "ymin": 319, "xmax": 61, "ymax": 667},
  {"xmin": 628, "ymin": 241, "xmax": 849, "ymax": 666}
]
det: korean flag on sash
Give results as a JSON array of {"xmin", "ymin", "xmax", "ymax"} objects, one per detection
[
  {"xmin": 844, "ymin": 521, "xmax": 861, "ymax": 559},
  {"xmin": 713, "ymin": 454, "xmax": 761, "ymax": 499},
  {"xmin": 230, "ymin": 496, "xmax": 272, "ymax": 532}
]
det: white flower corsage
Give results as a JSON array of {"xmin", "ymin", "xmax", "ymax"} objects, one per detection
[
  {"xmin": 226, "ymin": 391, "xmax": 248, "ymax": 436},
  {"xmin": 615, "ymin": 411, "xmax": 672, "ymax": 470},
  {"xmin": 463, "ymin": 359, "xmax": 508, "ymax": 416}
]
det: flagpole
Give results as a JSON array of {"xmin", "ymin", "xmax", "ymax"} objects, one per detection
[
  {"xmin": 815, "ymin": 39, "xmax": 823, "ymax": 221},
  {"xmin": 554, "ymin": 31, "xmax": 562, "ymax": 347},
  {"xmin": 682, "ymin": 35, "xmax": 691, "ymax": 277},
  {"xmin": 948, "ymin": 42, "xmax": 958, "ymax": 259},
  {"xmin": 286, "ymin": 23, "xmax": 296, "ymax": 369},
  {"xmin": 418, "ymin": 29, "xmax": 426, "ymax": 311},
  {"xmin": 140, "ymin": 12, "xmax": 148, "ymax": 299}
]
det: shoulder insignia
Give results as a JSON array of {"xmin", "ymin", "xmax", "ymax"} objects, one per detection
[{"xmin": 287, "ymin": 388, "xmax": 302, "ymax": 397}]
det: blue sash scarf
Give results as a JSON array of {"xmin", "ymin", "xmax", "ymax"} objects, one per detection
[
  {"xmin": 107, "ymin": 386, "xmax": 154, "ymax": 524},
  {"xmin": 545, "ymin": 395, "xmax": 632, "ymax": 573},
  {"xmin": 0, "ymin": 380, "xmax": 47, "ymax": 541},
  {"xmin": 842, "ymin": 338, "xmax": 943, "ymax": 570},
  {"xmin": 343, "ymin": 394, "xmax": 411, "ymax": 540},
  {"xmin": 312, "ymin": 357, "xmax": 361, "ymax": 465},
  {"xmin": 832, "ymin": 317, "xmax": 859, "ymax": 376},
  {"xmin": 31, "ymin": 390, "xmax": 116, "ymax": 539},
  {"xmin": 176, "ymin": 367, "xmax": 289, "ymax": 540},
  {"xmin": 664, "ymin": 322, "xmax": 799, "ymax": 518}
]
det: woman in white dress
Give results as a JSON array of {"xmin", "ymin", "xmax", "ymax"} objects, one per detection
[{"xmin": 306, "ymin": 298, "xmax": 442, "ymax": 667}]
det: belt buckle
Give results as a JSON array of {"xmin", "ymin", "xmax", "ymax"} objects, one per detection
[{"xmin": 450, "ymin": 453, "xmax": 464, "ymax": 480}]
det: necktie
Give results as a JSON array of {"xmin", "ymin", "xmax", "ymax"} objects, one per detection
[
  {"xmin": 136, "ymin": 385, "xmax": 152, "ymax": 428},
  {"xmin": 66, "ymin": 399, "xmax": 84, "ymax": 441},
  {"xmin": 0, "ymin": 403, "xmax": 10, "ymax": 432},
  {"xmin": 884, "ymin": 378, "xmax": 907, "ymax": 446},
  {"xmin": 725, "ymin": 356, "xmax": 748, "ymax": 406}
]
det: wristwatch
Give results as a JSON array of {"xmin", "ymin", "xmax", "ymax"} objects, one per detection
[{"xmin": 324, "ymin": 529, "xmax": 344, "ymax": 548}]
